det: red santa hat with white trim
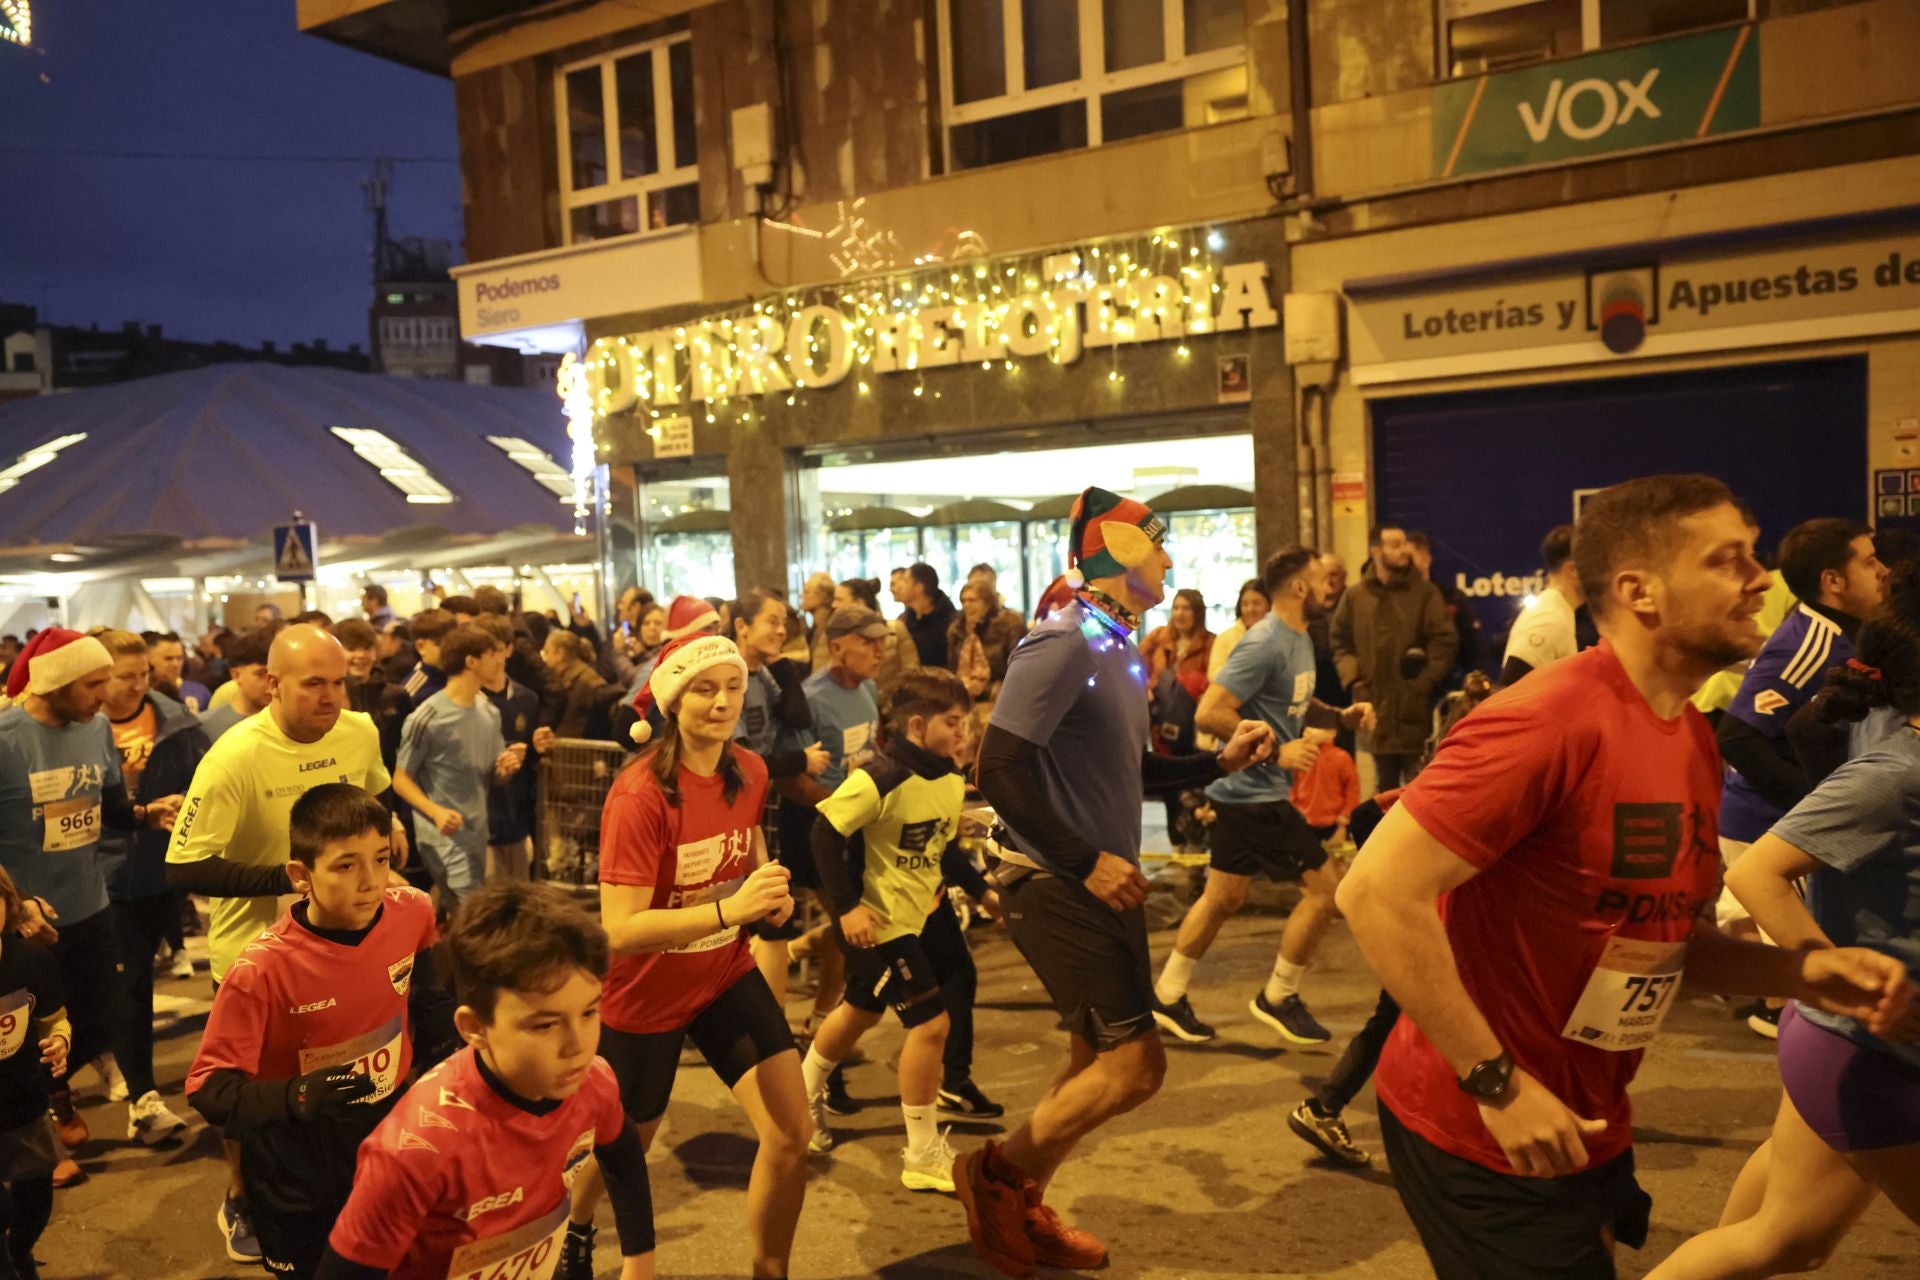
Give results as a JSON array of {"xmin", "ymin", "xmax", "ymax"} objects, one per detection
[
  {"xmin": 4, "ymin": 628, "xmax": 114, "ymax": 701},
  {"xmin": 629, "ymin": 633, "xmax": 748, "ymax": 744},
  {"xmin": 661, "ymin": 595, "xmax": 722, "ymax": 641}
]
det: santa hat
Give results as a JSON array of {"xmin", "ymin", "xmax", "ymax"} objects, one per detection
[
  {"xmin": 629, "ymin": 634, "xmax": 748, "ymax": 744},
  {"xmin": 4, "ymin": 628, "xmax": 114, "ymax": 700},
  {"xmin": 1067, "ymin": 486, "xmax": 1167, "ymax": 586},
  {"xmin": 662, "ymin": 594, "xmax": 722, "ymax": 641}
]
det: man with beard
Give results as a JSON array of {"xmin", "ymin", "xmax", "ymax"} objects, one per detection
[
  {"xmin": 1332, "ymin": 525, "xmax": 1457, "ymax": 791},
  {"xmin": 1337, "ymin": 475, "xmax": 1913, "ymax": 1280},
  {"xmin": 954, "ymin": 487, "xmax": 1274, "ymax": 1278},
  {"xmin": 1151, "ymin": 547, "xmax": 1375, "ymax": 1047}
]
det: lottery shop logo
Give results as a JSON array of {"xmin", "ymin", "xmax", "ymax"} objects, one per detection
[{"xmin": 1609, "ymin": 803, "xmax": 1682, "ymax": 880}]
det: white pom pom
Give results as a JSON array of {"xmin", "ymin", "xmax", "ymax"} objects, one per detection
[{"xmin": 630, "ymin": 719, "xmax": 652, "ymax": 744}]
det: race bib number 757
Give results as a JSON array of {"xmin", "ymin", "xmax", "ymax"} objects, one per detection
[{"xmin": 1561, "ymin": 936, "xmax": 1687, "ymax": 1052}]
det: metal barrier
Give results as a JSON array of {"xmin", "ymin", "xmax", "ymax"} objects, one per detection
[{"xmin": 537, "ymin": 738, "xmax": 629, "ymax": 885}]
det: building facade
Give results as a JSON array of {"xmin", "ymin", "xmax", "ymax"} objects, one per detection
[{"xmin": 304, "ymin": 0, "xmax": 1920, "ymax": 642}]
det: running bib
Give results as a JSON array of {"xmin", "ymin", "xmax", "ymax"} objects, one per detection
[
  {"xmin": 0, "ymin": 989, "xmax": 32, "ymax": 1061},
  {"xmin": 1561, "ymin": 936, "xmax": 1687, "ymax": 1052},
  {"xmin": 667, "ymin": 874, "xmax": 745, "ymax": 955},
  {"xmin": 41, "ymin": 797, "xmax": 100, "ymax": 852},
  {"xmin": 298, "ymin": 1014, "xmax": 405, "ymax": 1103},
  {"xmin": 446, "ymin": 1199, "xmax": 568, "ymax": 1280}
]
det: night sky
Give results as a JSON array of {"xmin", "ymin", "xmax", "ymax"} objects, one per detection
[{"xmin": 1, "ymin": 0, "xmax": 462, "ymax": 350}]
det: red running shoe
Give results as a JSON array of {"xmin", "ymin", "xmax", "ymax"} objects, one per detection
[
  {"xmin": 954, "ymin": 1141, "xmax": 1037, "ymax": 1279},
  {"xmin": 1025, "ymin": 1196, "xmax": 1109, "ymax": 1271}
]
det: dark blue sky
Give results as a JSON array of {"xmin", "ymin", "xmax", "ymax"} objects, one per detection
[{"xmin": 1, "ymin": 0, "xmax": 462, "ymax": 349}]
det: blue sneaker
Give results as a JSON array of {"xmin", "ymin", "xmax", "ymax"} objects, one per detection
[
  {"xmin": 217, "ymin": 1195, "xmax": 260, "ymax": 1264},
  {"xmin": 1250, "ymin": 992, "xmax": 1331, "ymax": 1046}
]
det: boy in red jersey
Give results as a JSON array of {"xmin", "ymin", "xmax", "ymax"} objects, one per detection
[
  {"xmin": 187, "ymin": 784, "xmax": 444, "ymax": 1279},
  {"xmin": 315, "ymin": 881, "xmax": 653, "ymax": 1280}
]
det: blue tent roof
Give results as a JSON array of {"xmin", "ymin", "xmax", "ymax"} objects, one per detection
[{"xmin": 0, "ymin": 364, "xmax": 577, "ymax": 544}]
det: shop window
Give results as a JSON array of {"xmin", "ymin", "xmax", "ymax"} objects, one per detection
[
  {"xmin": 1442, "ymin": 0, "xmax": 1756, "ymax": 78},
  {"xmin": 556, "ymin": 33, "xmax": 699, "ymax": 246},
  {"xmin": 937, "ymin": 0, "xmax": 1247, "ymax": 171}
]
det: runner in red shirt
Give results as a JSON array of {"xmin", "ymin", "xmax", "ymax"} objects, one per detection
[
  {"xmin": 314, "ymin": 881, "xmax": 653, "ymax": 1280},
  {"xmin": 187, "ymin": 784, "xmax": 443, "ymax": 1279},
  {"xmin": 562, "ymin": 634, "xmax": 804, "ymax": 1280},
  {"xmin": 1339, "ymin": 474, "xmax": 1913, "ymax": 1280}
]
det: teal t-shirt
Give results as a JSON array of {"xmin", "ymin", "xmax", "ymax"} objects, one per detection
[
  {"xmin": 0, "ymin": 706, "xmax": 122, "ymax": 924},
  {"xmin": 802, "ymin": 669, "xmax": 879, "ymax": 793},
  {"xmin": 1206, "ymin": 614, "xmax": 1317, "ymax": 806}
]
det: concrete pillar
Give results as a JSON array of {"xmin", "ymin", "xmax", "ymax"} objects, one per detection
[{"xmin": 727, "ymin": 425, "xmax": 789, "ymax": 596}]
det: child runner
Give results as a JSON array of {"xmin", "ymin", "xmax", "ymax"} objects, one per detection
[
  {"xmin": 802, "ymin": 670, "xmax": 991, "ymax": 1184},
  {"xmin": 563, "ymin": 634, "xmax": 808, "ymax": 1280},
  {"xmin": 1648, "ymin": 598, "xmax": 1920, "ymax": 1278},
  {"xmin": 0, "ymin": 865, "xmax": 69, "ymax": 1280},
  {"xmin": 313, "ymin": 881, "xmax": 654, "ymax": 1280},
  {"xmin": 391, "ymin": 626, "xmax": 526, "ymax": 907},
  {"xmin": 187, "ymin": 784, "xmax": 443, "ymax": 1279}
]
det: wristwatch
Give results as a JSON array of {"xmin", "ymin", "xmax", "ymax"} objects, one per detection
[{"xmin": 1457, "ymin": 1051, "xmax": 1514, "ymax": 1104}]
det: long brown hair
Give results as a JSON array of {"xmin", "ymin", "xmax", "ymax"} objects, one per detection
[
  {"xmin": 643, "ymin": 706, "xmax": 749, "ymax": 808},
  {"xmin": 0, "ymin": 865, "xmax": 27, "ymax": 938}
]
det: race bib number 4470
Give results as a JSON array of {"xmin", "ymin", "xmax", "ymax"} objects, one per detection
[
  {"xmin": 1561, "ymin": 936, "xmax": 1687, "ymax": 1052},
  {"xmin": 447, "ymin": 1199, "xmax": 568, "ymax": 1280}
]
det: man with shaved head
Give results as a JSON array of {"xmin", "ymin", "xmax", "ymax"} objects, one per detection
[{"xmin": 166, "ymin": 624, "xmax": 403, "ymax": 1263}]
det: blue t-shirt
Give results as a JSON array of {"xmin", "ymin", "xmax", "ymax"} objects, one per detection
[
  {"xmin": 989, "ymin": 599, "xmax": 1151, "ymax": 869},
  {"xmin": 803, "ymin": 669, "xmax": 878, "ymax": 793},
  {"xmin": 0, "ymin": 706, "xmax": 122, "ymax": 924},
  {"xmin": 397, "ymin": 691, "xmax": 504, "ymax": 892},
  {"xmin": 1721, "ymin": 604, "xmax": 1853, "ymax": 841},
  {"xmin": 1206, "ymin": 614, "xmax": 1316, "ymax": 806},
  {"xmin": 1769, "ymin": 725, "xmax": 1920, "ymax": 1070}
]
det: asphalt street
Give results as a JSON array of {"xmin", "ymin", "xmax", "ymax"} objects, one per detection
[{"xmin": 38, "ymin": 894, "xmax": 1920, "ymax": 1279}]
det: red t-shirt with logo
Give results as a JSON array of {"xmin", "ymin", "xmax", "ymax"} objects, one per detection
[
  {"xmin": 1374, "ymin": 640, "xmax": 1722, "ymax": 1175},
  {"xmin": 598, "ymin": 749, "xmax": 769, "ymax": 1034},
  {"xmin": 327, "ymin": 1047, "xmax": 625, "ymax": 1279},
  {"xmin": 187, "ymin": 887, "xmax": 438, "ymax": 1107}
]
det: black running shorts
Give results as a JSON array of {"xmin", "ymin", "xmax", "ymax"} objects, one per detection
[
  {"xmin": 1209, "ymin": 799, "xmax": 1329, "ymax": 881},
  {"xmin": 841, "ymin": 932, "xmax": 945, "ymax": 1026},
  {"xmin": 1378, "ymin": 1102, "xmax": 1651, "ymax": 1280},
  {"xmin": 599, "ymin": 969, "xmax": 795, "ymax": 1123},
  {"xmin": 999, "ymin": 867, "xmax": 1155, "ymax": 1052},
  {"xmin": 253, "ymin": 1195, "xmax": 339, "ymax": 1279}
]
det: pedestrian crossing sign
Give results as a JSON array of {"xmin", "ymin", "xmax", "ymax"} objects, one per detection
[{"xmin": 272, "ymin": 521, "xmax": 319, "ymax": 582}]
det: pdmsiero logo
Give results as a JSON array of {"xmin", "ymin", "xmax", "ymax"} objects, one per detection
[{"xmin": 475, "ymin": 275, "xmax": 561, "ymax": 303}]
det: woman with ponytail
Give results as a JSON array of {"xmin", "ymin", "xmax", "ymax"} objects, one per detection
[{"xmin": 1649, "ymin": 601, "xmax": 1920, "ymax": 1277}]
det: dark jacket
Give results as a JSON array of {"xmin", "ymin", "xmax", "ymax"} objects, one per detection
[
  {"xmin": 487, "ymin": 679, "xmax": 542, "ymax": 844},
  {"xmin": 541, "ymin": 660, "xmax": 611, "ymax": 739},
  {"xmin": 106, "ymin": 692, "xmax": 211, "ymax": 902},
  {"xmin": 903, "ymin": 591, "xmax": 959, "ymax": 669},
  {"xmin": 1330, "ymin": 564, "xmax": 1459, "ymax": 756}
]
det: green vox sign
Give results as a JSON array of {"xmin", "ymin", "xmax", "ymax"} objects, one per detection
[{"xmin": 1434, "ymin": 25, "xmax": 1759, "ymax": 179}]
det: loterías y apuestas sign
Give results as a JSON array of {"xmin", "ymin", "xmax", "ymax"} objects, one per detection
[{"xmin": 573, "ymin": 258, "xmax": 1280, "ymax": 416}]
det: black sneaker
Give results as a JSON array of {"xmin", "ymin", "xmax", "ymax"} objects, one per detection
[
  {"xmin": 824, "ymin": 1069, "xmax": 861, "ymax": 1117},
  {"xmin": 1287, "ymin": 1100, "xmax": 1371, "ymax": 1167},
  {"xmin": 1151, "ymin": 995, "xmax": 1216, "ymax": 1044},
  {"xmin": 559, "ymin": 1221, "xmax": 595, "ymax": 1280},
  {"xmin": 1250, "ymin": 992, "xmax": 1331, "ymax": 1046},
  {"xmin": 938, "ymin": 1078, "xmax": 1005, "ymax": 1119}
]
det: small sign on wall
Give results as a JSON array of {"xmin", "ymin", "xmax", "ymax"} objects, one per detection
[
  {"xmin": 653, "ymin": 415, "xmax": 694, "ymax": 459},
  {"xmin": 1872, "ymin": 468, "xmax": 1920, "ymax": 518},
  {"xmin": 1217, "ymin": 354, "xmax": 1250, "ymax": 403}
]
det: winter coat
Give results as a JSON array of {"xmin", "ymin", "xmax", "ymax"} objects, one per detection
[
  {"xmin": 1330, "ymin": 566, "xmax": 1459, "ymax": 756},
  {"xmin": 903, "ymin": 592, "xmax": 959, "ymax": 669},
  {"xmin": 947, "ymin": 606, "xmax": 1026, "ymax": 699},
  {"xmin": 106, "ymin": 692, "xmax": 211, "ymax": 903},
  {"xmin": 1141, "ymin": 625, "xmax": 1214, "ymax": 703}
]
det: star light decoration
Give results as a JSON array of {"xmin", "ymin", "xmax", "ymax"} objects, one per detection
[
  {"xmin": 555, "ymin": 351, "xmax": 599, "ymax": 534},
  {"xmin": 0, "ymin": 1, "xmax": 30, "ymax": 46},
  {"xmin": 569, "ymin": 226, "xmax": 1264, "ymax": 440}
]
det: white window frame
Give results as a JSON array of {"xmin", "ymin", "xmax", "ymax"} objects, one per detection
[
  {"xmin": 1437, "ymin": 0, "xmax": 1758, "ymax": 79},
  {"xmin": 935, "ymin": 0, "xmax": 1246, "ymax": 163},
  {"xmin": 554, "ymin": 32, "xmax": 698, "ymax": 246}
]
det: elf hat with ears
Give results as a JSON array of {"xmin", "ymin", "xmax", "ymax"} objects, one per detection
[
  {"xmin": 629, "ymin": 633, "xmax": 748, "ymax": 744},
  {"xmin": 1066, "ymin": 486, "xmax": 1168, "ymax": 587}
]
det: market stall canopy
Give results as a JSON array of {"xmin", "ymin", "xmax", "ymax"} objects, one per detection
[
  {"xmin": 827, "ymin": 506, "xmax": 924, "ymax": 532},
  {"xmin": 1143, "ymin": 484, "xmax": 1255, "ymax": 512},
  {"xmin": 0, "ymin": 363, "xmax": 577, "ymax": 544},
  {"xmin": 922, "ymin": 499, "xmax": 1029, "ymax": 526}
]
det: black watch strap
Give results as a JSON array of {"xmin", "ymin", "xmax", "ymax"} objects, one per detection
[{"xmin": 1457, "ymin": 1051, "xmax": 1514, "ymax": 1102}]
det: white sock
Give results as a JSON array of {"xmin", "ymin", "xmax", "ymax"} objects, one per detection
[
  {"xmin": 802, "ymin": 1045, "xmax": 839, "ymax": 1101},
  {"xmin": 1264, "ymin": 958, "xmax": 1306, "ymax": 1005},
  {"xmin": 902, "ymin": 1102, "xmax": 937, "ymax": 1154},
  {"xmin": 1155, "ymin": 951, "xmax": 1198, "ymax": 1005}
]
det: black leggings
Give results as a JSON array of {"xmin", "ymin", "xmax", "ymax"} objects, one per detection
[
  {"xmin": 110, "ymin": 894, "xmax": 174, "ymax": 1100},
  {"xmin": 599, "ymin": 969, "xmax": 794, "ymax": 1124},
  {"xmin": 0, "ymin": 1177, "xmax": 53, "ymax": 1269},
  {"xmin": 49, "ymin": 910, "xmax": 124, "ymax": 1078},
  {"xmin": 1316, "ymin": 989, "xmax": 1400, "ymax": 1116},
  {"xmin": 918, "ymin": 899, "xmax": 978, "ymax": 1086}
]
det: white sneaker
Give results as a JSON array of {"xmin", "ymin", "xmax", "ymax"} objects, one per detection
[
  {"xmin": 93, "ymin": 1053, "xmax": 129, "ymax": 1102},
  {"xmin": 170, "ymin": 948, "xmax": 195, "ymax": 980},
  {"xmin": 901, "ymin": 1126, "xmax": 958, "ymax": 1193},
  {"xmin": 128, "ymin": 1090, "xmax": 187, "ymax": 1146},
  {"xmin": 807, "ymin": 1090, "xmax": 834, "ymax": 1153}
]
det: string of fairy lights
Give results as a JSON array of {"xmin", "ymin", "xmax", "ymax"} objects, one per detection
[
  {"xmin": 557, "ymin": 223, "xmax": 1276, "ymax": 528},
  {"xmin": 0, "ymin": 1, "xmax": 30, "ymax": 47}
]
